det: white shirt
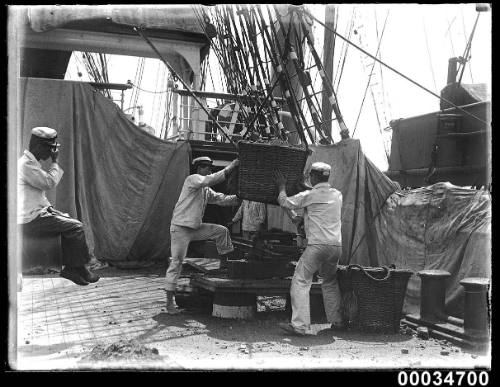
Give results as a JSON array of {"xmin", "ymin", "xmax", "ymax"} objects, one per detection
[
  {"xmin": 17, "ymin": 150, "xmax": 64, "ymax": 224},
  {"xmin": 232, "ymin": 200, "xmax": 266, "ymax": 232},
  {"xmin": 171, "ymin": 169, "xmax": 238, "ymax": 229},
  {"xmin": 277, "ymin": 182, "xmax": 342, "ymax": 245}
]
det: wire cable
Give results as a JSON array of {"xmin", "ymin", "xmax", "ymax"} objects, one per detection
[
  {"xmin": 422, "ymin": 18, "xmax": 438, "ymax": 93},
  {"xmin": 460, "ymin": 8, "xmax": 474, "ymax": 83},
  {"xmin": 305, "ymin": 8, "xmax": 488, "ymax": 125},
  {"xmin": 352, "ymin": 10, "xmax": 389, "ymax": 137},
  {"xmin": 457, "ymin": 12, "xmax": 481, "ymax": 85},
  {"xmin": 335, "ymin": 7, "xmax": 356, "ymax": 94},
  {"xmin": 128, "ymin": 82, "xmax": 171, "ymax": 94}
]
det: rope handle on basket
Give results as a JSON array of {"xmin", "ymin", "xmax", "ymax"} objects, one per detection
[{"xmin": 347, "ymin": 264, "xmax": 392, "ymax": 282}]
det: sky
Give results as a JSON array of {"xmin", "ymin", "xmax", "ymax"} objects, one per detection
[{"xmin": 65, "ymin": 3, "xmax": 491, "ymax": 171}]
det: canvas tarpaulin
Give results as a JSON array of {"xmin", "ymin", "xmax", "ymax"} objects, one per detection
[
  {"xmin": 373, "ymin": 183, "xmax": 491, "ymax": 317},
  {"xmin": 267, "ymin": 139, "xmax": 400, "ymax": 266},
  {"xmin": 26, "ymin": 5, "xmax": 205, "ymax": 34},
  {"xmin": 440, "ymin": 83, "xmax": 490, "ymax": 110},
  {"xmin": 266, "ymin": 139, "xmax": 491, "ymax": 317},
  {"xmin": 18, "ymin": 77, "xmax": 190, "ymax": 263}
]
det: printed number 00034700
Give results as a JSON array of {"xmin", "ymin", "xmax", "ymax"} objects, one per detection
[{"xmin": 397, "ymin": 371, "xmax": 489, "ymax": 386}]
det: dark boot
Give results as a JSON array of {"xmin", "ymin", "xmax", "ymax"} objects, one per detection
[
  {"xmin": 218, "ymin": 251, "xmax": 236, "ymax": 269},
  {"xmin": 330, "ymin": 323, "xmax": 347, "ymax": 332},
  {"xmin": 60, "ymin": 267, "xmax": 89, "ymax": 286},
  {"xmin": 279, "ymin": 322, "xmax": 307, "ymax": 336},
  {"xmin": 76, "ymin": 266, "xmax": 100, "ymax": 283}
]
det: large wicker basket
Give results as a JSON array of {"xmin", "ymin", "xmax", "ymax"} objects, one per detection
[
  {"xmin": 238, "ymin": 141, "xmax": 308, "ymax": 204},
  {"xmin": 341, "ymin": 264, "xmax": 413, "ymax": 333}
]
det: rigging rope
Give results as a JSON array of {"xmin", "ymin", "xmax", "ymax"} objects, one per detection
[
  {"xmin": 198, "ymin": 7, "xmax": 230, "ymax": 94},
  {"xmin": 352, "ymin": 10, "xmax": 389, "ymax": 137},
  {"xmin": 370, "ymin": 8, "xmax": 391, "ymax": 163},
  {"xmin": 128, "ymin": 81, "xmax": 171, "ymax": 94},
  {"xmin": 457, "ymin": 12, "xmax": 481, "ymax": 85},
  {"xmin": 150, "ymin": 60, "xmax": 162, "ymax": 126},
  {"xmin": 81, "ymin": 52, "xmax": 111, "ymax": 99},
  {"xmin": 135, "ymin": 26, "xmax": 238, "ymax": 147},
  {"xmin": 373, "ymin": 7, "xmax": 390, "ymax": 127},
  {"xmin": 445, "ymin": 17, "xmax": 457, "ymax": 58},
  {"xmin": 128, "ymin": 57, "xmax": 141, "ymax": 109},
  {"xmin": 460, "ymin": 8, "xmax": 474, "ymax": 83},
  {"xmin": 422, "ymin": 19, "xmax": 438, "ymax": 93},
  {"xmin": 305, "ymin": 8, "xmax": 488, "ymax": 125},
  {"xmin": 334, "ymin": 7, "xmax": 356, "ymax": 94},
  {"xmin": 133, "ymin": 58, "xmax": 145, "ymax": 111},
  {"xmin": 154, "ymin": 65, "xmax": 167, "ymax": 130},
  {"xmin": 160, "ymin": 90, "xmax": 170, "ymax": 140}
]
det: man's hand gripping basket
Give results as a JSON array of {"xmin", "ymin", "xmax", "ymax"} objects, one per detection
[{"xmin": 237, "ymin": 141, "xmax": 308, "ymax": 204}]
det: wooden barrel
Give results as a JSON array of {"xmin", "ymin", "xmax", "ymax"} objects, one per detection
[{"xmin": 212, "ymin": 291, "xmax": 256, "ymax": 319}]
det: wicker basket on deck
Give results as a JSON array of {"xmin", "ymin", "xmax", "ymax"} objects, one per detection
[
  {"xmin": 237, "ymin": 141, "xmax": 308, "ymax": 204},
  {"xmin": 342, "ymin": 264, "xmax": 413, "ymax": 333}
]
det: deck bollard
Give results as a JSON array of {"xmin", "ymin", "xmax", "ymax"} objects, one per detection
[
  {"xmin": 459, "ymin": 277, "xmax": 490, "ymax": 339},
  {"xmin": 418, "ymin": 270, "xmax": 451, "ymax": 322}
]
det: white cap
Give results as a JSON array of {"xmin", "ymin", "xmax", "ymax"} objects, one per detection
[
  {"xmin": 31, "ymin": 127, "xmax": 57, "ymax": 139},
  {"xmin": 311, "ymin": 162, "xmax": 331, "ymax": 176},
  {"xmin": 192, "ymin": 156, "xmax": 213, "ymax": 165}
]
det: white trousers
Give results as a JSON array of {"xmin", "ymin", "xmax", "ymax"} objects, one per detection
[
  {"xmin": 290, "ymin": 244, "xmax": 342, "ymax": 331},
  {"xmin": 165, "ymin": 223, "xmax": 234, "ymax": 291}
]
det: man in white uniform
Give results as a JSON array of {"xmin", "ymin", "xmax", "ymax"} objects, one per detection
[
  {"xmin": 18, "ymin": 127, "xmax": 99, "ymax": 286},
  {"xmin": 165, "ymin": 156, "xmax": 240, "ymax": 314},
  {"xmin": 274, "ymin": 162, "xmax": 344, "ymax": 335}
]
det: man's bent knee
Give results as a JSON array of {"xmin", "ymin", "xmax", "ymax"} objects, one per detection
[{"xmin": 213, "ymin": 224, "xmax": 229, "ymax": 235}]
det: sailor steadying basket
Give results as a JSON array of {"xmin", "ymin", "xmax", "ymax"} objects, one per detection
[
  {"xmin": 273, "ymin": 162, "xmax": 344, "ymax": 335},
  {"xmin": 165, "ymin": 156, "xmax": 240, "ymax": 314}
]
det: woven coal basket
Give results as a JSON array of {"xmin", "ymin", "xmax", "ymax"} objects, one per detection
[
  {"xmin": 237, "ymin": 141, "xmax": 308, "ymax": 204},
  {"xmin": 342, "ymin": 264, "xmax": 413, "ymax": 333}
]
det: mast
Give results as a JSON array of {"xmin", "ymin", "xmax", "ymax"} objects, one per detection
[{"xmin": 322, "ymin": 4, "xmax": 336, "ymax": 139}]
